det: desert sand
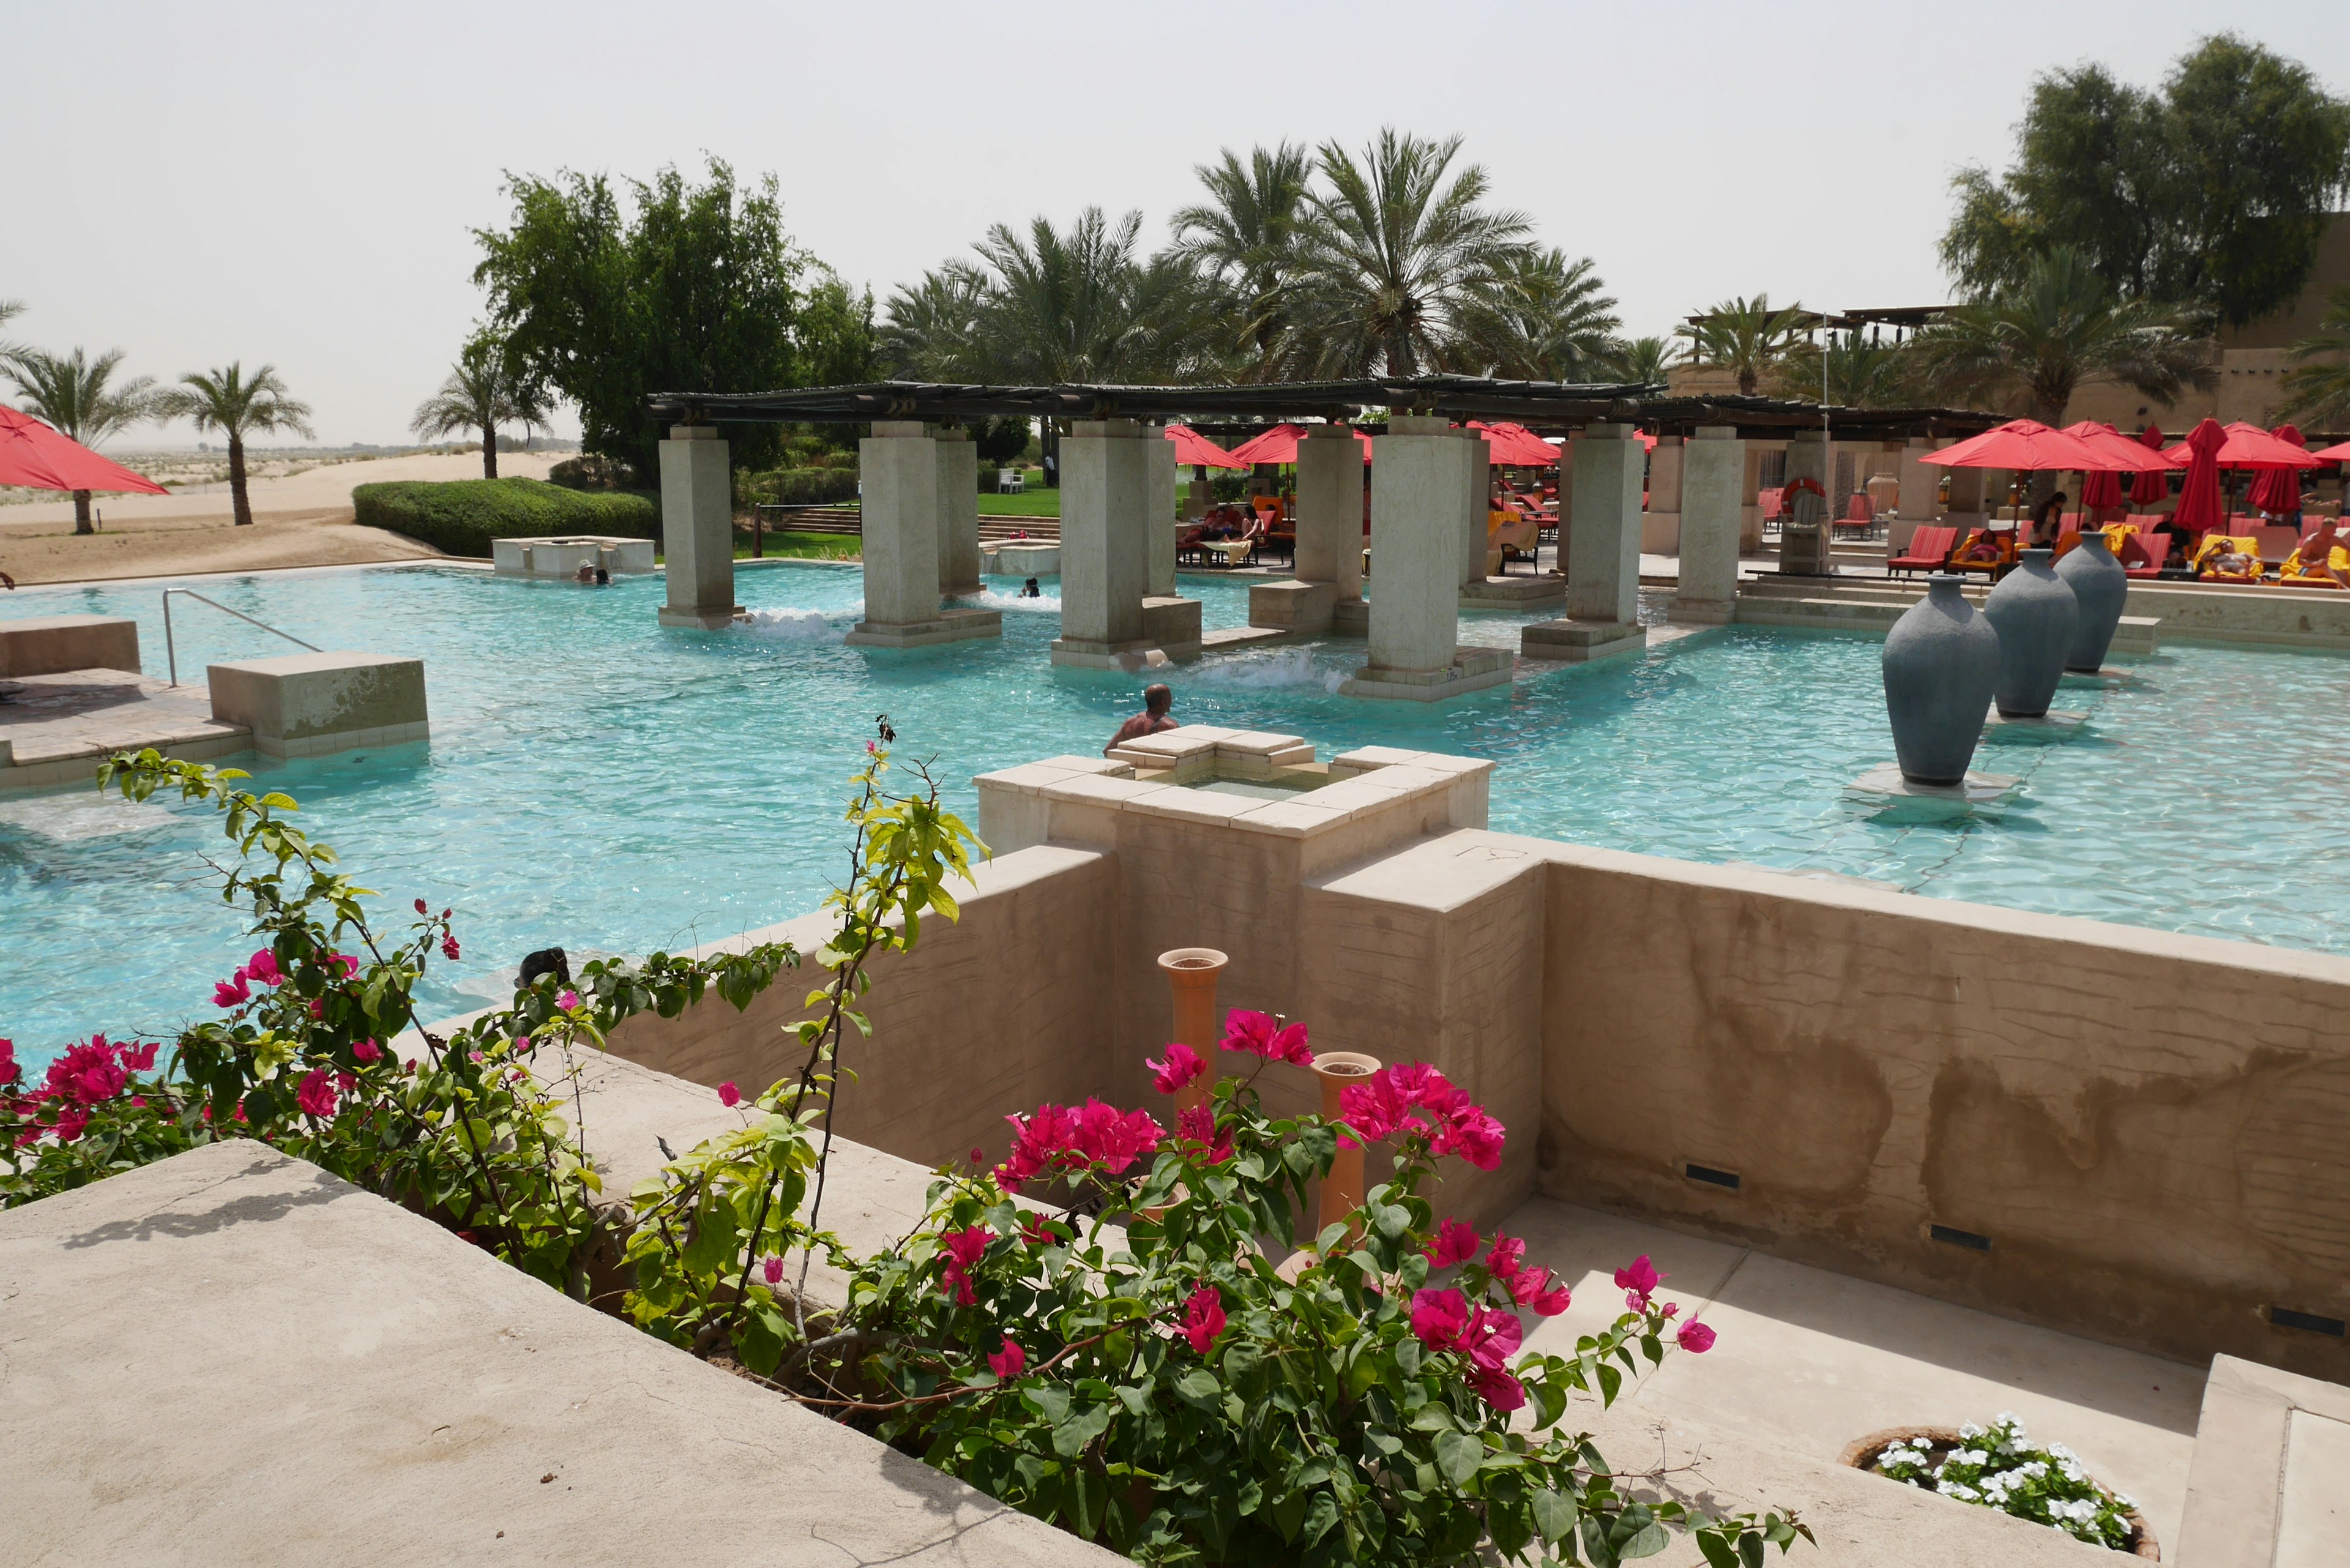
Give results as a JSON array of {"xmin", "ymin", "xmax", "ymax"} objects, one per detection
[{"xmin": 0, "ymin": 450, "xmax": 565, "ymax": 586}]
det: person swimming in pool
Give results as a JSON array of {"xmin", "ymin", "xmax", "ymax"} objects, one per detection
[{"xmin": 1104, "ymin": 683, "xmax": 1177, "ymax": 754}]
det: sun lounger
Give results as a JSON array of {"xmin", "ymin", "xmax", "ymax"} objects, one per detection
[
  {"xmin": 2190, "ymin": 534, "xmax": 2264, "ymax": 583},
  {"xmin": 1886, "ymin": 525, "xmax": 1958, "ymax": 578},
  {"xmin": 2280, "ymin": 536, "xmax": 2348, "ymax": 588},
  {"xmin": 1942, "ymin": 527, "xmax": 2013, "ymax": 577},
  {"xmin": 2117, "ymin": 528, "xmax": 2169, "ymax": 578},
  {"xmin": 2250, "ymin": 525, "xmax": 2301, "ymax": 570}
]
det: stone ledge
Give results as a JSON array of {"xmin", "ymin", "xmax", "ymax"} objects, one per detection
[
  {"xmin": 1519, "ymin": 618, "xmax": 1647, "ymax": 663},
  {"xmin": 1339, "ymin": 646, "xmax": 1512, "ymax": 703},
  {"xmin": 844, "ymin": 607, "xmax": 1003, "ymax": 648}
]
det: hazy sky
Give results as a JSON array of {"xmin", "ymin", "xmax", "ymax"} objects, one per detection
[{"xmin": 7, "ymin": 1, "xmax": 2346, "ymax": 446}]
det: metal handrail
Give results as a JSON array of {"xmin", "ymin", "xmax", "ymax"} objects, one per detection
[{"xmin": 163, "ymin": 589, "xmax": 321, "ymax": 687}]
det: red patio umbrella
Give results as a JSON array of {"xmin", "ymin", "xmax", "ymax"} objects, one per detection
[
  {"xmin": 1223, "ymin": 423, "xmax": 1374, "ymax": 466},
  {"xmin": 2248, "ymin": 424, "xmax": 2309, "ymax": 513},
  {"xmin": 2308, "ymin": 439, "xmax": 2350, "ymax": 462},
  {"xmin": 1466, "ymin": 420, "xmax": 1559, "ymax": 466},
  {"xmin": 0, "ymin": 407, "xmax": 170, "ymax": 495},
  {"xmin": 2169, "ymin": 417, "xmax": 2227, "ymax": 534},
  {"xmin": 1917, "ymin": 418, "xmax": 2110, "ymax": 472},
  {"xmin": 2059, "ymin": 419, "xmax": 2170, "ymax": 512},
  {"xmin": 1164, "ymin": 422, "xmax": 1245, "ymax": 469},
  {"xmin": 2161, "ymin": 420, "xmax": 2326, "ymax": 471},
  {"xmin": 2128, "ymin": 424, "xmax": 2171, "ymax": 507}
]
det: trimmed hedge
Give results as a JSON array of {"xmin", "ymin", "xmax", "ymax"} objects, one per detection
[
  {"xmin": 352, "ymin": 478, "xmax": 659, "ymax": 559},
  {"xmin": 751, "ymin": 466, "xmax": 860, "ymax": 506}
]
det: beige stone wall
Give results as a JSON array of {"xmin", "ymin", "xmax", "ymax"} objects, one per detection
[{"xmin": 1533, "ymin": 838, "xmax": 2350, "ymax": 1378}]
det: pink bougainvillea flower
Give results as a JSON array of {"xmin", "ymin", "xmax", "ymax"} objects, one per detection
[
  {"xmin": 988, "ymin": 1335, "xmax": 1026, "ymax": 1378},
  {"xmin": 1019, "ymin": 1212, "xmax": 1061, "ymax": 1247},
  {"xmin": 558, "ymin": 990, "xmax": 580, "ymax": 1010},
  {"xmin": 295, "ymin": 1068, "xmax": 338, "ymax": 1120},
  {"xmin": 1182, "ymin": 1285, "xmax": 1226, "ymax": 1353},
  {"xmin": 717, "ymin": 1081, "xmax": 741, "ymax": 1108},
  {"xmin": 242, "ymin": 948, "xmax": 284, "ymax": 987},
  {"xmin": 327, "ymin": 953, "xmax": 358, "ymax": 978},
  {"xmin": 1615, "ymin": 1255, "xmax": 1663, "ymax": 1310},
  {"xmin": 1422, "ymin": 1219, "xmax": 1479, "ymax": 1269},
  {"xmin": 1483, "ymin": 1234, "xmax": 1525, "ymax": 1283},
  {"xmin": 1470, "ymin": 1363, "xmax": 1528, "ymax": 1411},
  {"xmin": 335, "ymin": 1071, "xmax": 359, "ymax": 1095},
  {"xmin": 122, "ymin": 1040, "xmax": 158, "ymax": 1072},
  {"xmin": 1146, "ymin": 1041, "xmax": 1205, "ymax": 1095},
  {"xmin": 51, "ymin": 1107, "xmax": 91, "ymax": 1144},
  {"xmin": 1433, "ymin": 1103, "xmax": 1506, "ymax": 1171},
  {"xmin": 213, "ymin": 975, "xmax": 250, "ymax": 1008},
  {"xmin": 440, "ymin": 935, "xmax": 460, "ymax": 961},
  {"xmin": 762, "ymin": 1255, "xmax": 786, "ymax": 1287},
  {"xmin": 1676, "ymin": 1319, "xmax": 1716, "ymax": 1353},
  {"xmin": 938, "ymin": 1225, "xmax": 992, "ymax": 1305},
  {"xmin": 1658, "ymin": 1301, "xmax": 1679, "ymax": 1320},
  {"xmin": 1220, "ymin": 1009, "xmax": 1313, "ymax": 1066},
  {"xmin": 0, "ymin": 1037, "xmax": 17, "ymax": 1086},
  {"xmin": 1173, "ymin": 1102, "xmax": 1233, "ymax": 1163},
  {"xmin": 45, "ymin": 1040, "xmax": 129, "ymax": 1107},
  {"xmin": 996, "ymin": 1099, "xmax": 1163, "ymax": 1189},
  {"xmin": 1075, "ymin": 1099, "xmax": 1164, "ymax": 1173},
  {"xmin": 1462, "ymin": 1305, "xmax": 1523, "ymax": 1373},
  {"xmin": 1339, "ymin": 1063, "xmax": 1504, "ymax": 1172},
  {"xmin": 352, "ymin": 1039, "xmax": 382, "ymax": 1064},
  {"xmin": 1508, "ymin": 1264, "xmax": 1572, "ymax": 1316},
  {"xmin": 1410, "ymin": 1287, "xmax": 1473, "ymax": 1351}
]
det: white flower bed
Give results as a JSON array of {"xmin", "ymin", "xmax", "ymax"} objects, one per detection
[{"xmin": 1873, "ymin": 1414, "xmax": 2139, "ymax": 1552}]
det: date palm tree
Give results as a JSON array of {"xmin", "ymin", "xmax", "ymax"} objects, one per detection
[
  {"xmin": 1769, "ymin": 331, "xmax": 1922, "ymax": 409},
  {"xmin": 1907, "ymin": 246, "xmax": 2213, "ymax": 426},
  {"xmin": 1168, "ymin": 142, "xmax": 1313, "ymax": 378},
  {"xmin": 2278, "ymin": 285, "xmax": 2350, "ymax": 427},
  {"xmin": 155, "ymin": 363, "xmax": 316, "ymax": 526},
  {"xmin": 969, "ymin": 207, "xmax": 1207, "ymax": 385},
  {"xmin": 1286, "ymin": 129, "xmax": 1534, "ymax": 377},
  {"xmin": 6, "ymin": 346, "xmax": 162, "ymax": 533},
  {"xmin": 409, "ymin": 338, "xmax": 545, "ymax": 480},
  {"xmin": 1599, "ymin": 335, "xmax": 1676, "ymax": 387},
  {"xmin": 0, "ymin": 299, "xmax": 23, "ymax": 367},
  {"xmin": 1680, "ymin": 294, "xmax": 1809, "ymax": 396},
  {"xmin": 1447, "ymin": 247, "xmax": 1621, "ymax": 381},
  {"xmin": 878, "ymin": 262, "xmax": 988, "ymax": 380}
]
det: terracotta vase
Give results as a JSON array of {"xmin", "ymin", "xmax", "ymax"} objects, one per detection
[
  {"xmin": 1881, "ymin": 576, "xmax": 1999, "ymax": 785},
  {"xmin": 1157, "ymin": 947, "xmax": 1227, "ymax": 1113},
  {"xmin": 1983, "ymin": 548, "xmax": 2079, "ymax": 717},
  {"xmin": 2056, "ymin": 535, "xmax": 2128, "ymax": 672},
  {"xmin": 1310, "ymin": 1052, "xmax": 1382, "ymax": 1243}
]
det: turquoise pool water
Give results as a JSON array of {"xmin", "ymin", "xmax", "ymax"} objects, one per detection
[{"xmin": 5, "ymin": 561, "xmax": 2344, "ymax": 1069}]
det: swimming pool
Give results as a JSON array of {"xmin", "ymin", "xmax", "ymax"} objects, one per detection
[{"xmin": 5, "ymin": 560, "xmax": 2344, "ymax": 1069}]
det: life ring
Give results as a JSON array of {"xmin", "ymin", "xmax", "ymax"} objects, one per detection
[{"xmin": 1783, "ymin": 476, "xmax": 1827, "ymax": 505}]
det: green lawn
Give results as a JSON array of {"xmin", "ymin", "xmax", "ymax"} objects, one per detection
[
  {"xmin": 657, "ymin": 531, "xmax": 862, "ymax": 564},
  {"xmin": 977, "ymin": 489, "xmax": 1059, "ymax": 518}
]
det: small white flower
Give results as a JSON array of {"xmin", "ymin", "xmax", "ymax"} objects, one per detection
[
  {"xmin": 2114, "ymin": 1493, "xmax": 2136, "ymax": 1510},
  {"xmin": 1959, "ymin": 1423, "xmax": 1985, "ymax": 1440}
]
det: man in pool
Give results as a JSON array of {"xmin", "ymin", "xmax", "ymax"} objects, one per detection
[{"xmin": 1105, "ymin": 684, "xmax": 1177, "ymax": 754}]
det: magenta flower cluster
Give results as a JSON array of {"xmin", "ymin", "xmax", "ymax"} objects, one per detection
[
  {"xmin": 5, "ymin": 1034, "xmax": 160, "ymax": 1146},
  {"xmin": 994, "ymin": 1100, "xmax": 1165, "ymax": 1191},
  {"xmin": 1339, "ymin": 1062, "xmax": 1506, "ymax": 1171}
]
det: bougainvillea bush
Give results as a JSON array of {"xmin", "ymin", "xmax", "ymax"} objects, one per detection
[
  {"xmin": 1873, "ymin": 1416, "xmax": 2139, "ymax": 1553},
  {"xmin": 1, "ymin": 743, "xmax": 1810, "ymax": 1568}
]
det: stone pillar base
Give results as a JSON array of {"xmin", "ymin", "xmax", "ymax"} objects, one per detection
[
  {"xmin": 1520, "ymin": 619, "xmax": 1649, "ymax": 663},
  {"xmin": 1330, "ymin": 600, "xmax": 1370, "ymax": 637},
  {"xmin": 1050, "ymin": 637, "xmax": 1163, "ymax": 671},
  {"xmin": 658, "ymin": 605, "xmax": 745, "ymax": 630},
  {"xmin": 942, "ymin": 575, "xmax": 985, "ymax": 599},
  {"xmin": 844, "ymin": 608, "xmax": 1002, "ymax": 649},
  {"xmin": 1141, "ymin": 596, "xmax": 1203, "ymax": 661},
  {"xmin": 1339, "ymin": 646, "xmax": 1511, "ymax": 702},
  {"xmin": 1459, "ymin": 574, "xmax": 1567, "ymax": 611},
  {"xmin": 1666, "ymin": 595, "xmax": 1735, "ymax": 625},
  {"xmin": 1248, "ymin": 579, "xmax": 1337, "ymax": 635},
  {"xmin": 207, "ymin": 651, "xmax": 428, "ymax": 760}
]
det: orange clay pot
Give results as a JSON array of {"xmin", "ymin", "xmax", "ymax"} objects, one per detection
[
  {"xmin": 1311, "ymin": 1051, "xmax": 1383, "ymax": 1242},
  {"xmin": 1157, "ymin": 947, "xmax": 1227, "ymax": 1113}
]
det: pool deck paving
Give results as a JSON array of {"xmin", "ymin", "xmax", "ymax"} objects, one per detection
[{"xmin": 0, "ymin": 666, "xmax": 251, "ymax": 789}]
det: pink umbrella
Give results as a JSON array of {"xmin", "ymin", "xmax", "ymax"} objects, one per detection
[
  {"xmin": 2060, "ymin": 419, "xmax": 2170, "ymax": 511},
  {"xmin": 1165, "ymin": 422, "xmax": 1245, "ymax": 470},
  {"xmin": 2162, "ymin": 420, "xmax": 2326, "ymax": 470},
  {"xmin": 1466, "ymin": 420, "xmax": 1560, "ymax": 466},
  {"xmin": 1223, "ymin": 423, "xmax": 1374, "ymax": 465},
  {"xmin": 1918, "ymin": 418, "xmax": 2111, "ymax": 472},
  {"xmin": 2169, "ymin": 417, "xmax": 2227, "ymax": 534},
  {"xmin": 2248, "ymin": 424, "xmax": 2308, "ymax": 513},
  {"xmin": 2128, "ymin": 424, "xmax": 2171, "ymax": 507},
  {"xmin": 0, "ymin": 407, "xmax": 170, "ymax": 495}
]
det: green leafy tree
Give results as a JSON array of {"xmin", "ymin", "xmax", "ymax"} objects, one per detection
[
  {"xmin": 409, "ymin": 335, "xmax": 547, "ymax": 480},
  {"xmin": 1768, "ymin": 332, "xmax": 1920, "ymax": 409},
  {"xmin": 474, "ymin": 158, "xmax": 813, "ymax": 476},
  {"xmin": 1944, "ymin": 36, "xmax": 2350, "ymax": 328},
  {"xmin": 1679, "ymin": 295, "xmax": 1807, "ymax": 397},
  {"xmin": 4, "ymin": 346, "xmax": 161, "ymax": 533},
  {"xmin": 797, "ymin": 268, "xmax": 878, "ymax": 389},
  {"xmin": 1909, "ymin": 246, "xmax": 2214, "ymax": 426},
  {"xmin": 2278, "ymin": 285, "xmax": 2350, "ymax": 427},
  {"xmin": 155, "ymin": 364, "xmax": 316, "ymax": 526},
  {"xmin": 1167, "ymin": 141, "xmax": 1315, "ymax": 378},
  {"xmin": 1286, "ymin": 129, "xmax": 1534, "ymax": 377},
  {"xmin": 1447, "ymin": 246, "xmax": 1621, "ymax": 381},
  {"xmin": 1598, "ymin": 335, "xmax": 1675, "ymax": 387}
]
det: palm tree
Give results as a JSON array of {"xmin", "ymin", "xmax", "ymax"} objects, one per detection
[
  {"xmin": 968, "ymin": 208, "xmax": 1204, "ymax": 384},
  {"xmin": 0, "ymin": 299, "xmax": 24, "ymax": 368},
  {"xmin": 2278, "ymin": 285, "xmax": 2350, "ymax": 427},
  {"xmin": 1168, "ymin": 142, "xmax": 1313, "ymax": 377},
  {"xmin": 1447, "ymin": 247, "xmax": 1621, "ymax": 381},
  {"xmin": 878, "ymin": 262, "xmax": 988, "ymax": 379},
  {"xmin": 5, "ymin": 347, "xmax": 161, "ymax": 533},
  {"xmin": 155, "ymin": 363, "xmax": 316, "ymax": 526},
  {"xmin": 408, "ymin": 339, "xmax": 543, "ymax": 480},
  {"xmin": 1599, "ymin": 335, "xmax": 1676, "ymax": 387},
  {"xmin": 1907, "ymin": 246, "xmax": 2213, "ymax": 426},
  {"xmin": 1680, "ymin": 294, "xmax": 1810, "ymax": 396},
  {"xmin": 1769, "ymin": 331, "xmax": 1921, "ymax": 409},
  {"xmin": 1285, "ymin": 129, "xmax": 1534, "ymax": 377}
]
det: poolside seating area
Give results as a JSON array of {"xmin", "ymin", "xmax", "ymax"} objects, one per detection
[{"xmin": 1879, "ymin": 512, "xmax": 2350, "ymax": 589}]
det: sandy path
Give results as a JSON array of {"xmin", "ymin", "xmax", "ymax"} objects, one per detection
[{"xmin": 0, "ymin": 450, "xmax": 569, "ymax": 585}]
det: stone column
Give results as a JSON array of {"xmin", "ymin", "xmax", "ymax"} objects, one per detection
[
  {"xmin": 1671, "ymin": 427, "xmax": 1743, "ymax": 624},
  {"xmin": 1461, "ymin": 429, "xmax": 1488, "ymax": 587},
  {"xmin": 1251, "ymin": 425, "xmax": 1361, "ymax": 636},
  {"xmin": 1146, "ymin": 427, "xmax": 1179, "ymax": 598},
  {"xmin": 1643, "ymin": 435, "xmax": 1683, "ymax": 554},
  {"xmin": 848, "ymin": 422, "xmax": 944, "ymax": 648},
  {"xmin": 1893, "ymin": 437, "xmax": 1937, "ymax": 552},
  {"xmin": 657, "ymin": 425, "xmax": 737, "ymax": 629},
  {"xmin": 1053, "ymin": 419, "xmax": 1158, "ymax": 667},
  {"xmin": 1185, "ymin": 477, "xmax": 1211, "ymax": 520},
  {"xmin": 1739, "ymin": 442, "xmax": 1769, "ymax": 551},
  {"xmin": 1341, "ymin": 415, "xmax": 1509, "ymax": 701},
  {"xmin": 1553, "ymin": 434, "xmax": 1577, "ymax": 561},
  {"xmin": 1522, "ymin": 423, "xmax": 1647, "ymax": 662},
  {"xmin": 934, "ymin": 428, "xmax": 982, "ymax": 598},
  {"xmin": 1776, "ymin": 431, "xmax": 1833, "ymax": 576}
]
